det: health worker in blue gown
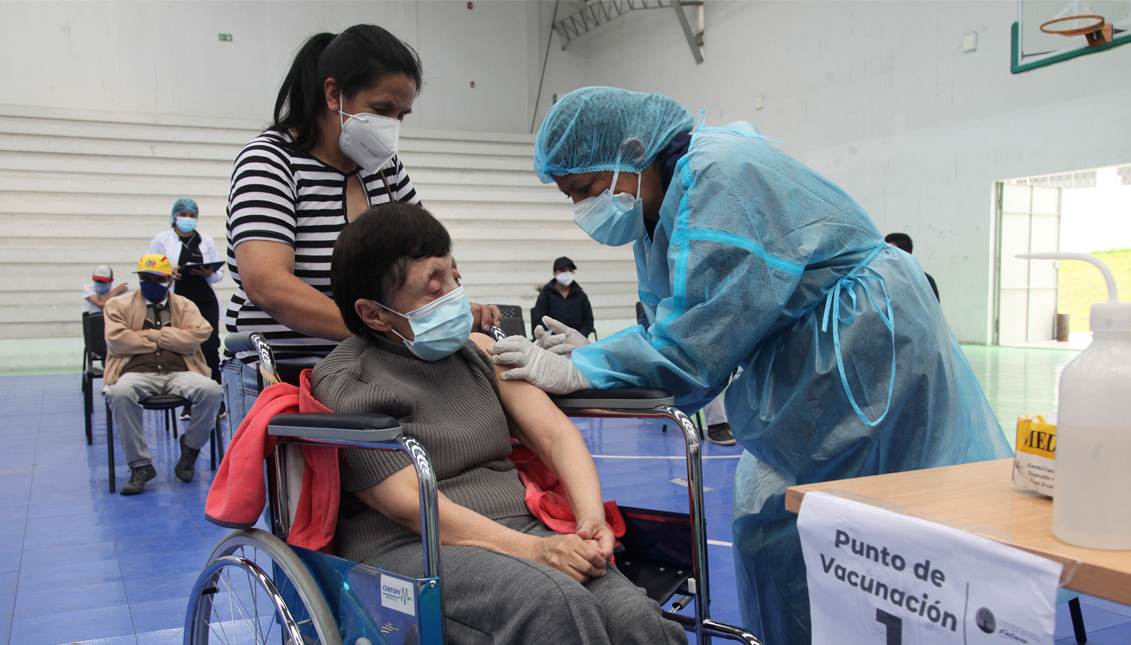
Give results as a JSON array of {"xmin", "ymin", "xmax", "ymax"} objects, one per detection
[{"xmin": 487, "ymin": 86, "xmax": 1013, "ymax": 645}]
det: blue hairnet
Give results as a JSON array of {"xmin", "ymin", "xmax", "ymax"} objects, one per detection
[
  {"xmin": 533, "ymin": 87, "xmax": 694, "ymax": 183},
  {"xmin": 170, "ymin": 197, "xmax": 199, "ymax": 225}
]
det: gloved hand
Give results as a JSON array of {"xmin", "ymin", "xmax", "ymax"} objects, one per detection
[
  {"xmin": 488, "ymin": 336, "xmax": 591, "ymax": 394},
  {"xmin": 532, "ymin": 317, "xmax": 591, "ymax": 356}
]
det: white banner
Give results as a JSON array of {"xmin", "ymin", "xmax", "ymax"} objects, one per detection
[{"xmin": 798, "ymin": 491, "xmax": 1062, "ymax": 645}]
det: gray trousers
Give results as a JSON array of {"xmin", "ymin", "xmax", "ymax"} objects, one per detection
[
  {"xmin": 702, "ymin": 395, "xmax": 728, "ymax": 426},
  {"xmin": 366, "ymin": 516, "xmax": 688, "ymax": 645},
  {"xmin": 106, "ymin": 371, "xmax": 223, "ymax": 468}
]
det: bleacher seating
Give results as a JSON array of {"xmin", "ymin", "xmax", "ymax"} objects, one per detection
[{"xmin": 0, "ymin": 103, "xmax": 638, "ymax": 366}]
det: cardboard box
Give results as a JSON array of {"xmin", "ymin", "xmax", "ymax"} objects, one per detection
[{"xmin": 1013, "ymin": 414, "xmax": 1057, "ymax": 496}]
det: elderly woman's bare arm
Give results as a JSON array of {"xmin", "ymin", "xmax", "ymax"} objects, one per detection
[{"xmin": 470, "ymin": 333, "xmax": 615, "ymax": 559}]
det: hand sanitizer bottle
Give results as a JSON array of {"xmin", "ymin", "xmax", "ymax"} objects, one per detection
[{"xmin": 1019, "ymin": 253, "xmax": 1131, "ymax": 549}]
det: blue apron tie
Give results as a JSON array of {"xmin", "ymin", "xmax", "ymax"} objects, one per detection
[{"xmin": 820, "ymin": 243, "xmax": 896, "ymax": 427}]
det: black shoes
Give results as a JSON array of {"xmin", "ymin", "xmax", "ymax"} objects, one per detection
[
  {"xmin": 175, "ymin": 435, "xmax": 201, "ymax": 482},
  {"xmin": 121, "ymin": 437, "xmax": 202, "ymax": 495},
  {"xmin": 705, "ymin": 422, "xmax": 737, "ymax": 446},
  {"xmin": 120, "ymin": 464, "xmax": 157, "ymax": 496},
  {"xmin": 179, "ymin": 404, "xmax": 192, "ymax": 421}
]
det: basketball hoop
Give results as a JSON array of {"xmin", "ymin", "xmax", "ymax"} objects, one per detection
[{"xmin": 1040, "ymin": 14, "xmax": 1113, "ymax": 47}]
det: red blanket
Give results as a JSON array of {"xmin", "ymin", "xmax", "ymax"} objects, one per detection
[
  {"xmin": 206, "ymin": 371, "xmax": 624, "ymax": 553},
  {"xmin": 205, "ymin": 370, "xmax": 338, "ymax": 552},
  {"xmin": 509, "ymin": 445, "xmax": 625, "ymax": 540}
]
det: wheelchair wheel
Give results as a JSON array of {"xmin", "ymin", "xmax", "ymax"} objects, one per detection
[{"xmin": 184, "ymin": 529, "xmax": 342, "ymax": 645}]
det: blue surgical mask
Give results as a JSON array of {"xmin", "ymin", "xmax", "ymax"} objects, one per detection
[
  {"xmin": 572, "ymin": 168, "xmax": 645, "ymax": 247},
  {"xmin": 375, "ymin": 285, "xmax": 474, "ymax": 361},
  {"xmin": 175, "ymin": 217, "xmax": 198, "ymax": 234},
  {"xmin": 93, "ymin": 282, "xmax": 112, "ymax": 295},
  {"xmin": 140, "ymin": 280, "xmax": 169, "ymax": 303}
]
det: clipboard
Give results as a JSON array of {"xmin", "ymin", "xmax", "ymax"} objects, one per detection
[{"xmin": 180, "ymin": 261, "xmax": 225, "ymax": 272}]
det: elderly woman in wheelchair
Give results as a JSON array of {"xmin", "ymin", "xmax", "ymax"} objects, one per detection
[
  {"xmin": 190, "ymin": 202, "xmax": 761, "ymax": 644},
  {"xmin": 311, "ymin": 203, "xmax": 686, "ymax": 644}
]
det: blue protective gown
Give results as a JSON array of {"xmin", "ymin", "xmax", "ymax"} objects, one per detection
[{"xmin": 570, "ymin": 122, "xmax": 1013, "ymax": 644}]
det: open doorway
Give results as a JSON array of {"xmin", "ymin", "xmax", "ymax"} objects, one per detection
[{"xmin": 993, "ymin": 164, "xmax": 1131, "ymax": 347}]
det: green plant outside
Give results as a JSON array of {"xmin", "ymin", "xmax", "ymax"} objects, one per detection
[{"xmin": 1056, "ymin": 248, "xmax": 1131, "ymax": 332}]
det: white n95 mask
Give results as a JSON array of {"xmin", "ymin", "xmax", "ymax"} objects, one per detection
[
  {"xmin": 556, "ymin": 272, "xmax": 574, "ymax": 286},
  {"xmin": 339, "ymin": 109, "xmax": 400, "ymax": 175},
  {"xmin": 375, "ymin": 286, "xmax": 474, "ymax": 361},
  {"xmin": 572, "ymin": 168, "xmax": 645, "ymax": 247}
]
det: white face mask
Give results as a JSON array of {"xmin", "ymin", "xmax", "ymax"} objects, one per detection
[
  {"xmin": 556, "ymin": 272, "xmax": 574, "ymax": 286},
  {"xmin": 339, "ymin": 109, "xmax": 400, "ymax": 175}
]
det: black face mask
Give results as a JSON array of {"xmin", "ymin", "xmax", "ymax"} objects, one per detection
[{"xmin": 140, "ymin": 281, "xmax": 169, "ymax": 303}]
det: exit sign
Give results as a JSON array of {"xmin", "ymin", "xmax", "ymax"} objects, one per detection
[{"xmin": 218, "ymin": 34, "xmax": 233, "ymax": 42}]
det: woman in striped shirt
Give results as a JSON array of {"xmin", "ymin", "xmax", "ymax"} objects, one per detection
[{"xmin": 224, "ymin": 24, "xmax": 500, "ymax": 424}]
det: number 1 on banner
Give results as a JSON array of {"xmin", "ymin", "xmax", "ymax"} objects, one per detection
[{"xmin": 876, "ymin": 608, "xmax": 902, "ymax": 645}]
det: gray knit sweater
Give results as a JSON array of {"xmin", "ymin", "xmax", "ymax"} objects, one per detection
[{"xmin": 311, "ymin": 333, "xmax": 530, "ymax": 563}]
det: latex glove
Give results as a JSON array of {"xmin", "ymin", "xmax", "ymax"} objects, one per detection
[
  {"xmin": 488, "ymin": 336, "xmax": 591, "ymax": 394},
  {"xmin": 532, "ymin": 316, "xmax": 591, "ymax": 356}
]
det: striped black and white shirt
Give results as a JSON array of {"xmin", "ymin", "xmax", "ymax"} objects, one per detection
[{"xmin": 224, "ymin": 129, "xmax": 419, "ymax": 364}]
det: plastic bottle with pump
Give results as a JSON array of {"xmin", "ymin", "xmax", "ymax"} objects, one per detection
[{"xmin": 1019, "ymin": 252, "xmax": 1131, "ymax": 549}]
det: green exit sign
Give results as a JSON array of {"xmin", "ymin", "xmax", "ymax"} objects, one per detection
[{"xmin": 218, "ymin": 34, "xmax": 233, "ymax": 42}]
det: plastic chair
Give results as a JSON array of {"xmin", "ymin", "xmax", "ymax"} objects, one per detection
[
  {"xmin": 104, "ymin": 393, "xmax": 224, "ymax": 493},
  {"xmin": 82, "ymin": 312, "xmax": 106, "ymax": 445},
  {"xmin": 490, "ymin": 303, "xmax": 527, "ymax": 338}
]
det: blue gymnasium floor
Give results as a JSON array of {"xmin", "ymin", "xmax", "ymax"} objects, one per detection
[{"xmin": 1, "ymin": 350, "xmax": 1130, "ymax": 644}]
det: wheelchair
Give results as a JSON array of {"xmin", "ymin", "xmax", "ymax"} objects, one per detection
[{"xmin": 183, "ymin": 331, "xmax": 761, "ymax": 645}]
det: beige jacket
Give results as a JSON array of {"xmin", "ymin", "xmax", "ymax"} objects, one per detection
[{"xmin": 103, "ymin": 288, "xmax": 213, "ymax": 385}]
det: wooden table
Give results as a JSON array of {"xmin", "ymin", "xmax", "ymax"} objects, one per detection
[{"xmin": 785, "ymin": 458, "xmax": 1131, "ymax": 606}]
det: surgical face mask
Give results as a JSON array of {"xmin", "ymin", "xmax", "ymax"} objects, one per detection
[
  {"xmin": 339, "ymin": 109, "xmax": 400, "ymax": 175},
  {"xmin": 572, "ymin": 168, "xmax": 645, "ymax": 247},
  {"xmin": 375, "ymin": 285, "xmax": 474, "ymax": 361},
  {"xmin": 92, "ymin": 282, "xmax": 112, "ymax": 295},
  {"xmin": 556, "ymin": 272, "xmax": 574, "ymax": 286},
  {"xmin": 140, "ymin": 280, "xmax": 169, "ymax": 303},
  {"xmin": 175, "ymin": 216, "xmax": 197, "ymax": 234}
]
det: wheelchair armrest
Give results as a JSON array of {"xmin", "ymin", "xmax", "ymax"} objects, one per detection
[
  {"xmin": 224, "ymin": 332, "xmax": 256, "ymax": 354},
  {"xmin": 550, "ymin": 387, "xmax": 674, "ymax": 410},
  {"xmin": 268, "ymin": 413, "xmax": 402, "ymax": 444}
]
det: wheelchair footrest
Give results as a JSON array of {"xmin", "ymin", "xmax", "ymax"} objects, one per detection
[{"xmin": 617, "ymin": 559, "xmax": 692, "ymax": 607}]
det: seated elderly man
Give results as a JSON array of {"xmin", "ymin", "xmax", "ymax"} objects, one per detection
[
  {"xmin": 103, "ymin": 254, "xmax": 223, "ymax": 495},
  {"xmin": 314, "ymin": 203, "xmax": 686, "ymax": 645}
]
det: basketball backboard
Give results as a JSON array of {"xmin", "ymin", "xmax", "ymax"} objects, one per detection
[{"xmin": 1013, "ymin": 0, "xmax": 1131, "ymax": 72}]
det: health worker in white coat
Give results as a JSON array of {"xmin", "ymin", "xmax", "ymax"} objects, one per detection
[
  {"xmin": 149, "ymin": 197, "xmax": 225, "ymax": 391},
  {"xmin": 488, "ymin": 87, "xmax": 1013, "ymax": 645}
]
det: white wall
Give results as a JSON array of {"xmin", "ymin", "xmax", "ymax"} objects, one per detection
[
  {"xmin": 0, "ymin": 0, "xmax": 552, "ymax": 134},
  {"xmin": 534, "ymin": 0, "xmax": 1131, "ymax": 344},
  {"xmin": 1060, "ymin": 168, "xmax": 1131, "ymax": 253}
]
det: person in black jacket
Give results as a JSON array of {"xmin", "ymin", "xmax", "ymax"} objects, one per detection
[
  {"xmin": 884, "ymin": 233, "xmax": 939, "ymax": 302},
  {"xmin": 532, "ymin": 256, "xmax": 595, "ymax": 338}
]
